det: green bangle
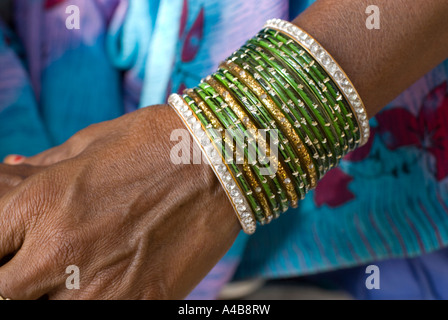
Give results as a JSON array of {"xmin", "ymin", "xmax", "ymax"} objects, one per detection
[
  {"xmin": 196, "ymin": 82, "xmax": 288, "ymax": 220},
  {"xmin": 169, "ymin": 19, "xmax": 371, "ymax": 235},
  {"xmin": 205, "ymin": 76, "xmax": 298, "ymax": 221},
  {"xmin": 228, "ymin": 51, "xmax": 324, "ymax": 182},
  {"xmin": 221, "ymin": 61, "xmax": 317, "ymax": 193},
  {"xmin": 213, "ymin": 69, "xmax": 302, "ymax": 211},
  {"xmin": 264, "ymin": 19, "xmax": 370, "ymax": 146},
  {"xmin": 236, "ymin": 43, "xmax": 336, "ymax": 172},
  {"xmin": 184, "ymin": 92, "xmax": 267, "ymax": 223},
  {"xmin": 265, "ymin": 28, "xmax": 360, "ymax": 142},
  {"xmin": 230, "ymin": 49, "xmax": 327, "ymax": 179},
  {"xmin": 209, "ymin": 69, "xmax": 309, "ymax": 198},
  {"xmin": 259, "ymin": 29, "xmax": 359, "ymax": 150},
  {"xmin": 241, "ymin": 42, "xmax": 340, "ymax": 168},
  {"xmin": 245, "ymin": 38, "xmax": 346, "ymax": 165}
]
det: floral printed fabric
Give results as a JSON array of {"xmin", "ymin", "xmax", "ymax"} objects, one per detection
[{"xmin": 1, "ymin": 0, "xmax": 448, "ymax": 299}]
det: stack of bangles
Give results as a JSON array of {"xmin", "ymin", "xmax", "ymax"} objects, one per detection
[{"xmin": 168, "ymin": 19, "xmax": 370, "ymax": 234}]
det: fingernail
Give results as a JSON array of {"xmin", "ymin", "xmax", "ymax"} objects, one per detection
[
  {"xmin": 13, "ymin": 155, "xmax": 25, "ymax": 163},
  {"xmin": 3, "ymin": 154, "xmax": 26, "ymax": 165}
]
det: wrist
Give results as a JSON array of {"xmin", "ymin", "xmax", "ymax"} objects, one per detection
[
  {"xmin": 293, "ymin": 0, "xmax": 448, "ymax": 117},
  {"xmin": 137, "ymin": 105, "xmax": 241, "ymax": 298}
]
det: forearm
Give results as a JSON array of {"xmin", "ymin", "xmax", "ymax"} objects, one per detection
[{"xmin": 293, "ymin": 0, "xmax": 448, "ymax": 116}]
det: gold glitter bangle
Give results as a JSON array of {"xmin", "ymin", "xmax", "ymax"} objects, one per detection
[
  {"xmin": 243, "ymin": 163, "xmax": 274, "ymax": 222},
  {"xmin": 188, "ymin": 87, "xmax": 275, "ymax": 220},
  {"xmin": 186, "ymin": 89, "xmax": 224, "ymax": 133},
  {"xmin": 219, "ymin": 62, "xmax": 301, "ymax": 205},
  {"xmin": 206, "ymin": 77, "xmax": 280, "ymax": 218},
  {"xmin": 221, "ymin": 60, "xmax": 317, "ymax": 192}
]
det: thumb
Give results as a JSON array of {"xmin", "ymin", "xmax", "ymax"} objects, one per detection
[{"xmin": 3, "ymin": 143, "xmax": 72, "ymax": 167}]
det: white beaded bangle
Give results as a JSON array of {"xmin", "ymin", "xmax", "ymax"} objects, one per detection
[
  {"xmin": 168, "ymin": 93, "xmax": 257, "ymax": 234},
  {"xmin": 264, "ymin": 19, "xmax": 370, "ymax": 146}
]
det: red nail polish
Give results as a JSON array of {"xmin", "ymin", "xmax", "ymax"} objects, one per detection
[{"xmin": 13, "ymin": 155, "xmax": 24, "ymax": 163}]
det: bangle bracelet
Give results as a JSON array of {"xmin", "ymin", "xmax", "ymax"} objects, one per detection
[
  {"xmin": 260, "ymin": 28, "xmax": 361, "ymax": 148},
  {"xmin": 230, "ymin": 49, "xmax": 328, "ymax": 177},
  {"xmin": 222, "ymin": 60, "xmax": 317, "ymax": 192},
  {"xmin": 204, "ymin": 77, "xmax": 307, "ymax": 204},
  {"xmin": 198, "ymin": 81, "xmax": 295, "ymax": 212},
  {"xmin": 232, "ymin": 47, "xmax": 330, "ymax": 176},
  {"xmin": 217, "ymin": 67, "xmax": 308, "ymax": 200},
  {"xmin": 238, "ymin": 43, "xmax": 338, "ymax": 171},
  {"xmin": 169, "ymin": 19, "xmax": 370, "ymax": 233},
  {"xmin": 251, "ymin": 34, "xmax": 353, "ymax": 156},
  {"xmin": 220, "ymin": 63, "xmax": 304, "ymax": 206},
  {"xmin": 185, "ymin": 89, "xmax": 266, "ymax": 223},
  {"xmin": 205, "ymin": 77, "xmax": 288, "ymax": 220},
  {"xmin": 264, "ymin": 19, "xmax": 370, "ymax": 146},
  {"xmin": 168, "ymin": 93, "xmax": 257, "ymax": 234},
  {"xmin": 213, "ymin": 70, "xmax": 291, "ymax": 213},
  {"xmin": 242, "ymin": 162, "xmax": 274, "ymax": 222},
  {"xmin": 228, "ymin": 52, "xmax": 319, "ymax": 195},
  {"xmin": 193, "ymin": 84, "xmax": 275, "ymax": 222},
  {"xmin": 257, "ymin": 30, "xmax": 358, "ymax": 151}
]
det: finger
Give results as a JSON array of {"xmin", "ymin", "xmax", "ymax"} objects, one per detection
[
  {"xmin": 3, "ymin": 155, "xmax": 26, "ymax": 165},
  {"xmin": 23, "ymin": 146, "xmax": 65, "ymax": 166},
  {"xmin": 0, "ymin": 170, "xmax": 65, "ymax": 300},
  {"xmin": 4, "ymin": 147, "xmax": 61, "ymax": 167},
  {"xmin": 15, "ymin": 142, "xmax": 82, "ymax": 166},
  {"xmin": 4, "ymin": 140, "xmax": 74, "ymax": 166},
  {"xmin": 5, "ymin": 122, "xmax": 93, "ymax": 167},
  {"xmin": 0, "ymin": 184, "xmax": 29, "ymax": 260},
  {"xmin": 0, "ymin": 164, "xmax": 46, "ymax": 180},
  {"xmin": 0, "ymin": 164, "xmax": 46, "ymax": 190},
  {"xmin": 0, "ymin": 243, "xmax": 64, "ymax": 300}
]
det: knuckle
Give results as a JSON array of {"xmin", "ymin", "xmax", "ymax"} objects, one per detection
[
  {"xmin": 2, "ymin": 175, "xmax": 23, "ymax": 187},
  {"xmin": 140, "ymin": 264, "xmax": 171, "ymax": 300},
  {"xmin": 20, "ymin": 179, "xmax": 59, "ymax": 224},
  {"xmin": 141, "ymin": 278, "xmax": 170, "ymax": 300},
  {"xmin": 0, "ymin": 278, "xmax": 21, "ymax": 300},
  {"xmin": 46, "ymin": 229, "xmax": 82, "ymax": 268}
]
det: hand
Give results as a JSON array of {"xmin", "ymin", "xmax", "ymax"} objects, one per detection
[{"xmin": 0, "ymin": 105, "xmax": 240, "ymax": 300}]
